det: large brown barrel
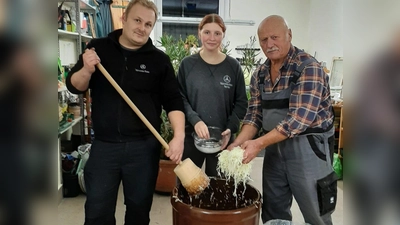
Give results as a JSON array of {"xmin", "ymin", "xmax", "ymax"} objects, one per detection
[{"xmin": 171, "ymin": 178, "xmax": 262, "ymax": 225}]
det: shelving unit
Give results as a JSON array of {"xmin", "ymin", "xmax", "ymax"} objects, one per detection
[
  {"xmin": 59, "ymin": 116, "xmax": 83, "ymax": 136},
  {"xmin": 63, "ymin": 0, "xmax": 96, "ymax": 11},
  {"xmin": 58, "ymin": 0, "xmax": 96, "ymax": 203},
  {"xmin": 58, "ymin": 29, "xmax": 79, "ymax": 38},
  {"xmin": 58, "ymin": 86, "xmax": 68, "ymax": 92}
]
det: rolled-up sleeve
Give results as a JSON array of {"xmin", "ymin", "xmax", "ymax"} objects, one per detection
[{"xmin": 242, "ymin": 68, "xmax": 263, "ymax": 129}]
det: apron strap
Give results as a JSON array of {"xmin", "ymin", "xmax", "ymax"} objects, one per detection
[{"xmin": 289, "ymin": 58, "xmax": 317, "ymax": 84}]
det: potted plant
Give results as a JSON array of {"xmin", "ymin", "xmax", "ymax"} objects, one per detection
[
  {"xmin": 184, "ymin": 34, "xmax": 198, "ymax": 48},
  {"xmin": 155, "ymin": 34, "xmax": 197, "ymax": 194},
  {"xmin": 158, "ymin": 34, "xmax": 192, "ymax": 73},
  {"xmin": 155, "ymin": 109, "xmax": 177, "ymax": 193},
  {"xmin": 237, "ymin": 36, "xmax": 262, "ymax": 85},
  {"xmin": 220, "ymin": 40, "xmax": 232, "ymax": 55}
]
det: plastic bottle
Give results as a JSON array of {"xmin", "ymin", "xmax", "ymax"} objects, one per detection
[{"xmin": 81, "ymin": 16, "xmax": 88, "ymax": 34}]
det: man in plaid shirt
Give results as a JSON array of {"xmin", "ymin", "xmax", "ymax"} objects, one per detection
[{"xmin": 228, "ymin": 15, "xmax": 336, "ymax": 225}]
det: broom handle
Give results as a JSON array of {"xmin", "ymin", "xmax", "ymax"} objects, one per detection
[{"xmin": 96, "ymin": 63, "xmax": 170, "ymax": 150}]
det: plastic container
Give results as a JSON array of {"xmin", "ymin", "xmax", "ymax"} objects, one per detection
[
  {"xmin": 68, "ymin": 103, "xmax": 81, "ymax": 119},
  {"xmin": 63, "ymin": 172, "xmax": 80, "ymax": 197}
]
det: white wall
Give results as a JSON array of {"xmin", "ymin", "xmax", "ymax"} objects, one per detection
[
  {"xmin": 225, "ymin": 0, "xmax": 312, "ymax": 63},
  {"xmin": 222, "ymin": 0, "xmax": 342, "ymax": 70},
  {"xmin": 152, "ymin": 0, "xmax": 343, "ymax": 70},
  {"xmin": 308, "ymin": 0, "xmax": 343, "ymax": 70}
]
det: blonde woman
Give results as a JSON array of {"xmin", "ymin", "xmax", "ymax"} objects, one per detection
[{"xmin": 177, "ymin": 14, "xmax": 248, "ymax": 176}]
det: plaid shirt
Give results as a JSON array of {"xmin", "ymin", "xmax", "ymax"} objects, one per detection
[{"xmin": 243, "ymin": 45, "xmax": 334, "ymax": 138}]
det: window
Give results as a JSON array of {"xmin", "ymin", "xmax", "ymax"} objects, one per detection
[
  {"xmin": 162, "ymin": 0, "xmax": 219, "ymax": 18},
  {"xmin": 154, "ymin": 0, "xmax": 226, "ymax": 43},
  {"xmin": 162, "ymin": 23, "xmax": 198, "ymax": 41}
]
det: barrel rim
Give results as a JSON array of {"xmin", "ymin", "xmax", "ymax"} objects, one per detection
[{"xmin": 171, "ymin": 180, "xmax": 262, "ymax": 214}]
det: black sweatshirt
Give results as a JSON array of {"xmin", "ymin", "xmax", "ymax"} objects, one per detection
[
  {"xmin": 66, "ymin": 29, "xmax": 184, "ymax": 142},
  {"xmin": 177, "ymin": 54, "xmax": 248, "ymax": 134}
]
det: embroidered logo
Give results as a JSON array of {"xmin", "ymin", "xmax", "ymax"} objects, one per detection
[
  {"xmin": 220, "ymin": 75, "xmax": 233, "ymax": 89},
  {"xmin": 223, "ymin": 75, "xmax": 231, "ymax": 83},
  {"xmin": 135, "ymin": 64, "xmax": 150, "ymax": 73}
]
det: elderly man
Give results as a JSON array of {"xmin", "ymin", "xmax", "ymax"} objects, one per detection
[{"xmin": 228, "ymin": 15, "xmax": 337, "ymax": 225}]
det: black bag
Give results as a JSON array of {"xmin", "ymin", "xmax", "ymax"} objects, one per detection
[{"xmin": 317, "ymin": 171, "xmax": 338, "ymax": 215}]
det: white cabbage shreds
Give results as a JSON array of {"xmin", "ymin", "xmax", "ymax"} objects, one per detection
[{"xmin": 217, "ymin": 147, "xmax": 253, "ymax": 196}]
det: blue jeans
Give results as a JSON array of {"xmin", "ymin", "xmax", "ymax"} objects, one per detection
[{"xmin": 84, "ymin": 137, "xmax": 160, "ymax": 225}]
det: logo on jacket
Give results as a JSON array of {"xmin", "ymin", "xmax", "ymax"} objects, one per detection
[
  {"xmin": 223, "ymin": 75, "xmax": 231, "ymax": 83},
  {"xmin": 220, "ymin": 75, "xmax": 233, "ymax": 89},
  {"xmin": 135, "ymin": 64, "xmax": 149, "ymax": 73}
]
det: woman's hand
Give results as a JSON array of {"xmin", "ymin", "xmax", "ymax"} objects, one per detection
[
  {"xmin": 220, "ymin": 129, "xmax": 231, "ymax": 150},
  {"xmin": 194, "ymin": 121, "xmax": 209, "ymax": 139}
]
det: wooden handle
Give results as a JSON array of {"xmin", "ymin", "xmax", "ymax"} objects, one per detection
[{"xmin": 96, "ymin": 63, "xmax": 169, "ymax": 150}]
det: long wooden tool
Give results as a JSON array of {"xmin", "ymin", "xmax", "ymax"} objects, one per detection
[
  {"xmin": 96, "ymin": 63, "xmax": 169, "ymax": 150},
  {"xmin": 96, "ymin": 63, "xmax": 209, "ymax": 195}
]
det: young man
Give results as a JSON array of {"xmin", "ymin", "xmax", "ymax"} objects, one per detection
[
  {"xmin": 228, "ymin": 15, "xmax": 336, "ymax": 225},
  {"xmin": 66, "ymin": 1, "xmax": 185, "ymax": 224}
]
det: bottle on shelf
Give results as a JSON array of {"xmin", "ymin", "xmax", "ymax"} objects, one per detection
[{"xmin": 80, "ymin": 12, "xmax": 88, "ymax": 35}]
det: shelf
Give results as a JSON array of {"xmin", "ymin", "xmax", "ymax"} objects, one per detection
[
  {"xmin": 58, "ymin": 29, "xmax": 79, "ymax": 39},
  {"xmin": 63, "ymin": 0, "xmax": 96, "ymax": 11},
  {"xmin": 58, "ymin": 29, "xmax": 93, "ymax": 42},
  {"xmin": 235, "ymin": 47, "xmax": 260, "ymax": 51},
  {"xmin": 112, "ymin": 5, "xmax": 126, "ymax": 8},
  {"xmin": 58, "ymin": 86, "xmax": 68, "ymax": 92},
  {"xmin": 59, "ymin": 116, "xmax": 83, "ymax": 136},
  {"xmin": 81, "ymin": 34, "xmax": 93, "ymax": 42},
  {"xmin": 58, "ymin": 0, "xmax": 94, "ymax": 201}
]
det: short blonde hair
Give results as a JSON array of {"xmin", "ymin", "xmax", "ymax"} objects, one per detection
[{"xmin": 124, "ymin": 0, "xmax": 158, "ymax": 21}]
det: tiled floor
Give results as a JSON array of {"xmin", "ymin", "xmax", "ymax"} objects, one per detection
[{"xmin": 58, "ymin": 157, "xmax": 343, "ymax": 225}]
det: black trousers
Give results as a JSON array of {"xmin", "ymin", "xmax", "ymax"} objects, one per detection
[
  {"xmin": 84, "ymin": 137, "xmax": 160, "ymax": 225},
  {"xmin": 181, "ymin": 129, "xmax": 234, "ymax": 177}
]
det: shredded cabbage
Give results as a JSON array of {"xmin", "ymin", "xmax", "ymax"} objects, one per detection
[{"xmin": 217, "ymin": 147, "xmax": 253, "ymax": 196}]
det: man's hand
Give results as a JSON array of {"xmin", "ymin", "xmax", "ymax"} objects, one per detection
[
  {"xmin": 220, "ymin": 129, "xmax": 231, "ymax": 150},
  {"xmin": 241, "ymin": 139, "xmax": 264, "ymax": 164},
  {"xmin": 226, "ymin": 141, "xmax": 239, "ymax": 150},
  {"xmin": 194, "ymin": 121, "xmax": 209, "ymax": 139},
  {"xmin": 165, "ymin": 110, "xmax": 185, "ymax": 164},
  {"xmin": 226, "ymin": 124, "xmax": 259, "ymax": 151},
  {"xmin": 165, "ymin": 137, "xmax": 184, "ymax": 164},
  {"xmin": 82, "ymin": 48, "xmax": 100, "ymax": 75}
]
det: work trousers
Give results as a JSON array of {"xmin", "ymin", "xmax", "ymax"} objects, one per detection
[
  {"xmin": 84, "ymin": 137, "xmax": 160, "ymax": 225},
  {"xmin": 262, "ymin": 129, "xmax": 335, "ymax": 225}
]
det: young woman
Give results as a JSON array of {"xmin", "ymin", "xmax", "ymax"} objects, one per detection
[{"xmin": 177, "ymin": 14, "xmax": 248, "ymax": 176}]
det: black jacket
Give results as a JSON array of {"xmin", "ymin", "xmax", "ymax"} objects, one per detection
[{"xmin": 66, "ymin": 29, "xmax": 184, "ymax": 142}]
